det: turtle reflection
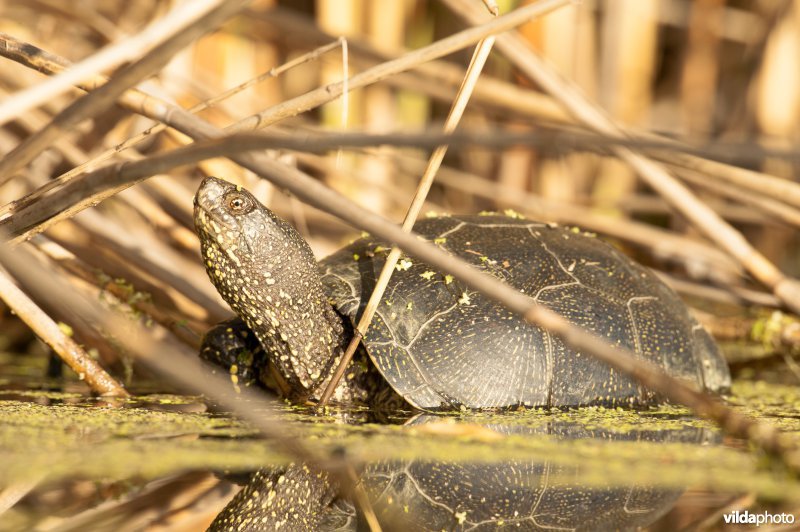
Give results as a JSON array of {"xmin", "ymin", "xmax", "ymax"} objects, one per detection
[{"xmin": 209, "ymin": 419, "xmax": 712, "ymax": 531}]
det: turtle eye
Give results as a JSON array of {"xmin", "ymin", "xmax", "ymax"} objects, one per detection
[{"xmin": 225, "ymin": 192, "xmax": 253, "ymax": 215}]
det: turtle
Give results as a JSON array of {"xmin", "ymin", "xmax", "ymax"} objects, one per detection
[{"xmin": 194, "ymin": 176, "xmax": 730, "ymax": 410}]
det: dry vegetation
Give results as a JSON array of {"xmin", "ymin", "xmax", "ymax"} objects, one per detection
[{"xmin": 2, "ymin": 0, "xmax": 800, "ymax": 528}]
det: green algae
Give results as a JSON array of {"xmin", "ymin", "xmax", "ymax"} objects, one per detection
[
  {"xmin": 0, "ymin": 400, "xmax": 255, "ymax": 444},
  {"xmin": 727, "ymin": 380, "xmax": 800, "ymax": 433},
  {"xmin": 0, "ymin": 406, "xmax": 787, "ymax": 502},
  {"xmin": 0, "ymin": 377, "xmax": 799, "ymax": 504}
]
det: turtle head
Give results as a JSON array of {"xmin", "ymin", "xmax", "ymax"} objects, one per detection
[
  {"xmin": 194, "ymin": 176, "xmax": 307, "ymax": 267},
  {"xmin": 194, "ymin": 176, "xmax": 344, "ymax": 398}
]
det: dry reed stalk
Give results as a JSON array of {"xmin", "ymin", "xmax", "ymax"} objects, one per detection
[
  {"xmin": 592, "ymin": 0, "xmax": 658, "ymax": 210},
  {"xmin": 0, "ymin": 259, "xmax": 127, "ymax": 396},
  {"xmin": 0, "ymin": 38, "xmax": 347, "ymax": 232},
  {"xmin": 676, "ymin": 168, "xmax": 800, "ymax": 228},
  {"xmin": 681, "ymin": 0, "xmax": 724, "ymax": 135}
]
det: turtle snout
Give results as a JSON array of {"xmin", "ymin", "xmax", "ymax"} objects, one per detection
[{"xmin": 194, "ymin": 176, "xmax": 231, "ymax": 210}]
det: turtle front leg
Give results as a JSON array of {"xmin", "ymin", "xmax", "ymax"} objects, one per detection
[{"xmin": 200, "ymin": 317, "xmax": 292, "ymax": 397}]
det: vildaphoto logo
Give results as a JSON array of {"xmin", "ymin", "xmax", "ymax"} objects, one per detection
[{"xmin": 722, "ymin": 511, "xmax": 795, "ymax": 525}]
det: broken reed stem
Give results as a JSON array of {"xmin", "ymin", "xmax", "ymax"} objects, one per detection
[
  {"xmin": 665, "ymin": 152, "xmax": 800, "ymax": 210},
  {"xmin": 675, "ymin": 167, "xmax": 800, "ymax": 228},
  {"xmin": 656, "ymin": 272, "xmax": 781, "ymax": 308},
  {"xmin": 319, "ymin": 34, "xmax": 499, "ymax": 405},
  {"xmin": 0, "ymin": 258, "xmax": 127, "ymax": 396}
]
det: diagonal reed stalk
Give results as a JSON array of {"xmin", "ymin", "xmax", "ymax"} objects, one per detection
[{"xmin": 318, "ymin": 33, "xmax": 500, "ymax": 405}]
